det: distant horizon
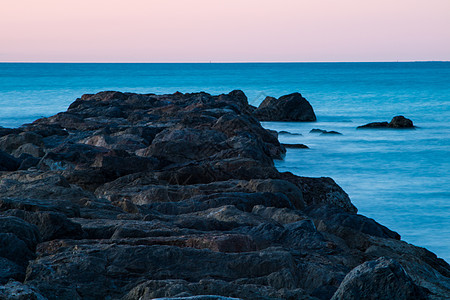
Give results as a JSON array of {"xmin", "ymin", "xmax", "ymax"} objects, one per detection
[{"xmin": 1, "ymin": 60, "xmax": 449, "ymax": 64}]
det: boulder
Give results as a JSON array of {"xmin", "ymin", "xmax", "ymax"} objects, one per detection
[
  {"xmin": 253, "ymin": 93, "xmax": 316, "ymax": 122},
  {"xmin": 389, "ymin": 115, "xmax": 414, "ymax": 128},
  {"xmin": 331, "ymin": 257, "xmax": 427, "ymax": 300},
  {"xmin": 0, "ymin": 150, "xmax": 20, "ymax": 171}
]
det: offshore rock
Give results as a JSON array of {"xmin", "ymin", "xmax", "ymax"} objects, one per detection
[
  {"xmin": 358, "ymin": 115, "xmax": 415, "ymax": 129},
  {"xmin": 253, "ymin": 93, "xmax": 317, "ymax": 122}
]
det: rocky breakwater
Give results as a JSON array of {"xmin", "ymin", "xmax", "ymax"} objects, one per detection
[{"xmin": 0, "ymin": 90, "xmax": 449, "ymax": 300}]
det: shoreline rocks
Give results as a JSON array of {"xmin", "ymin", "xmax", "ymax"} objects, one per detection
[{"xmin": 0, "ymin": 91, "xmax": 448, "ymax": 299}]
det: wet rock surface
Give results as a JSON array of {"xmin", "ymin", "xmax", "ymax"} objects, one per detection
[{"xmin": 0, "ymin": 91, "xmax": 448, "ymax": 299}]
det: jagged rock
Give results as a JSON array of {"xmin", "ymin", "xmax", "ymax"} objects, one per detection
[
  {"xmin": 0, "ymin": 132, "xmax": 43, "ymax": 154},
  {"xmin": 331, "ymin": 257, "xmax": 427, "ymax": 300},
  {"xmin": 3, "ymin": 210, "xmax": 82, "ymax": 241},
  {"xmin": 0, "ymin": 91, "xmax": 446, "ymax": 299},
  {"xmin": 253, "ymin": 93, "xmax": 316, "ymax": 121}
]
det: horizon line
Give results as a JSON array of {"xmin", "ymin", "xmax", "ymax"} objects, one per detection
[{"xmin": 0, "ymin": 60, "xmax": 449, "ymax": 64}]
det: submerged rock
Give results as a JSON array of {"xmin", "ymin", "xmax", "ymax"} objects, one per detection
[{"xmin": 309, "ymin": 129, "xmax": 342, "ymax": 135}]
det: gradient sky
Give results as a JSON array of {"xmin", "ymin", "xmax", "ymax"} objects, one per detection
[{"xmin": 1, "ymin": 0, "xmax": 449, "ymax": 62}]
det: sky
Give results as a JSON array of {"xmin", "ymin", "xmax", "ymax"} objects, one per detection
[{"xmin": 1, "ymin": 0, "xmax": 449, "ymax": 62}]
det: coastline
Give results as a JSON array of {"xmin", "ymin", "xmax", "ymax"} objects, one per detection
[{"xmin": 0, "ymin": 90, "xmax": 449, "ymax": 299}]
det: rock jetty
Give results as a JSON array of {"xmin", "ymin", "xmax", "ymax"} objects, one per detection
[{"xmin": 0, "ymin": 91, "xmax": 448, "ymax": 299}]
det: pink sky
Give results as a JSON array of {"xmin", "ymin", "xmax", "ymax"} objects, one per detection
[{"xmin": 1, "ymin": 0, "xmax": 449, "ymax": 62}]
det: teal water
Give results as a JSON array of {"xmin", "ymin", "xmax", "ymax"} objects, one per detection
[{"xmin": 1, "ymin": 62, "xmax": 449, "ymax": 261}]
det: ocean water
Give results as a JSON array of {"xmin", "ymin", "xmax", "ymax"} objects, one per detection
[{"xmin": 1, "ymin": 62, "xmax": 449, "ymax": 262}]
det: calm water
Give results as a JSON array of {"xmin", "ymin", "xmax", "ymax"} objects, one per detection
[{"xmin": 1, "ymin": 62, "xmax": 449, "ymax": 262}]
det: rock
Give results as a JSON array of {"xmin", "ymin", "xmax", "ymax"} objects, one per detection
[
  {"xmin": 253, "ymin": 93, "xmax": 316, "ymax": 122},
  {"xmin": 12, "ymin": 143, "xmax": 45, "ymax": 158},
  {"xmin": 357, "ymin": 116, "xmax": 415, "ymax": 129},
  {"xmin": 0, "ymin": 90, "xmax": 447, "ymax": 299},
  {"xmin": 331, "ymin": 257, "xmax": 428, "ymax": 300},
  {"xmin": 280, "ymin": 173, "xmax": 357, "ymax": 213},
  {"xmin": 123, "ymin": 279, "xmax": 311, "ymax": 300},
  {"xmin": 282, "ymin": 143, "xmax": 309, "ymax": 149},
  {"xmin": 320, "ymin": 131, "xmax": 342, "ymax": 135},
  {"xmin": 4, "ymin": 210, "xmax": 83, "ymax": 241},
  {"xmin": 0, "ymin": 216, "xmax": 40, "ymax": 250},
  {"xmin": 309, "ymin": 129, "xmax": 342, "ymax": 135},
  {"xmin": 309, "ymin": 129, "xmax": 326, "ymax": 133},
  {"xmin": 0, "ymin": 150, "xmax": 20, "ymax": 171},
  {"xmin": 389, "ymin": 115, "xmax": 415, "ymax": 128},
  {"xmin": 278, "ymin": 131, "xmax": 302, "ymax": 136},
  {"xmin": 0, "ymin": 281, "xmax": 47, "ymax": 300},
  {"xmin": 0, "ymin": 132, "xmax": 43, "ymax": 154},
  {"xmin": 252, "ymin": 205, "xmax": 306, "ymax": 224},
  {"xmin": 357, "ymin": 121, "xmax": 389, "ymax": 129},
  {"xmin": 0, "ymin": 257, "xmax": 25, "ymax": 284},
  {"xmin": 152, "ymin": 296, "xmax": 242, "ymax": 300},
  {"xmin": 0, "ymin": 233, "xmax": 35, "ymax": 266}
]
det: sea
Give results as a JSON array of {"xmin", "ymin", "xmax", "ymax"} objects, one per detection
[{"xmin": 1, "ymin": 62, "xmax": 449, "ymax": 262}]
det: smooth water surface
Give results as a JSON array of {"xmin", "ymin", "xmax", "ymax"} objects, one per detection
[{"xmin": 1, "ymin": 62, "xmax": 449, "ymax": 261}]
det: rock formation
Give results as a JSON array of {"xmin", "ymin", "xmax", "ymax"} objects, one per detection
[
  {"xmin": 357, "ymin": 115, "xmax": 415, "ymax": 129},
  {"xmin": 0, "ymin": 91, "xmax": 448, "ymax": 299},
  {"xmin": 253, "ymin": 93, "xmax": 317, "ymax": 122}
]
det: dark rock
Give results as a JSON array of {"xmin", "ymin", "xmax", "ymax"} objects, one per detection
[
  {"xmin": 280, "ymin": 173, "xmax": 357, "ymax": 213},
  {"xmin": 0, "ymin": 257, "xmax": 25, "ymax": 284},
  {"xmin": 4, "ymin": 210, "xmax": 83, "ymax": 241},
  {"xmin": 0, "ymin": 233, "xmax": 35, "ymax": 266},
  {"xmin": 0, "ymin": 281, "xmax": 46, "ymax": 300},
  {"xmin": 309, "ymin": 129, "xmax": 326, "ymax": 133},
  {"xmin": 331, "ymin": 257, "xmax": 428, "ymax": 300},
  {"xmin": 389, "ymin": 115, "xmax": 415, "ymax": 128},
  {"xmin": 0, "ymin": 132, "xmax": 43, "ymax": 154},
  {"xmin": 278, "ymin": 131, "xmax": 302, "ymax": 136},
  {"xmin": 0, "ymin": 216, "xmax": 40, "ymax": 250},
  {"xmin": 320, "ymin": 131, "xmax": 342, "ymax": 135},
  {"xmin": 0, "ymin": 150, "xmax": 20, "ymax": 171},
  {"xmin": 309, "ymin": 129, "xmax": 342, "ymax": 135},
  {"xmin": 0, "ymin": 90, "xmax": 447, "ymax": 300},
  {"xmin": 253, "ymin": 93, "xmax": 316, "ymax": 122},
  {"xmin": 357, "ymin": 116, "xmax": 415, "ymax": 129},
  {"xmin": 357, "ymin": 122, "xmax": 389, "ymax": 129},
  {"xmin": 282, "ymin": 143, "xmax": 309, "ymax": 149},
  {"xmin": 18, "ymin": 155, "xmax": 40, "ymax": 170}
]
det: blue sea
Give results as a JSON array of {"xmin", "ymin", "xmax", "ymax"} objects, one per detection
[{"xmin": 1, "ymin": 62, "xmax": 449, "ymax": 262}]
